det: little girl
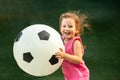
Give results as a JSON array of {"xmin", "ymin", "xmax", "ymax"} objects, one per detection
[{"xmin": 55, "ymin": 11, "xmax": 90, "ymax": 80}]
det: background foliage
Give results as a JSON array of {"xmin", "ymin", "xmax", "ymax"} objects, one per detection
[{"xmin": 0, "ymin": 0, "xmax": 120, "ymax": 80}]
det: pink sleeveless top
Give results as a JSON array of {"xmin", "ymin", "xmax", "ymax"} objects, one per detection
[{"xmin": 62, "ymin": 37, "xmax": 89, "ymax": 80}]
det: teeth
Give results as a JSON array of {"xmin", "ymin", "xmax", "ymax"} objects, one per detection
[{"xmin": 64, "ymin": 32, "xmax": 70, "ymax": 35}]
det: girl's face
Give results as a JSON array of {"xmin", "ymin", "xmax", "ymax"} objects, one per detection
[{"xmin": 60, "ymin": 18, "xmax": 78, "ymax": 41}]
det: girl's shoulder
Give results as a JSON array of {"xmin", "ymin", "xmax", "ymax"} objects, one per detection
[
  {"xmin": 61, "ymin": 36, "xmax": 83, "ymax": 45},
  {"xmin": 73, "ymin": 37, "xmax": 82, "ymax": 44}
]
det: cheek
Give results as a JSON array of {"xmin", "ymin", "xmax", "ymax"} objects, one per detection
[{"xmin": 60, "ymin": 27, "xmax": 63, "ymax": 33}]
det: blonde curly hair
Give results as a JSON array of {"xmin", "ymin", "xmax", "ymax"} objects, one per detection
[{"xmin": 59, "ymin": 11, "xmax": 90, "ymax": 36}]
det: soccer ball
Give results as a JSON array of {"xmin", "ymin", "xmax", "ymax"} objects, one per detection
[{"xmin": 13, "ymin": 24, "xmax": 64, "ymax": 76}]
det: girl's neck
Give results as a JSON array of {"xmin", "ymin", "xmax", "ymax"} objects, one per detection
[{"xmin": 64, "ymin": 37, "xmax": 73, "ymax": 44}]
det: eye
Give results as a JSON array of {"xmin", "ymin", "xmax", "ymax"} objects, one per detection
[
  {"xmin": 69, "ymin": 25, "xmax": 73, "ymax": 28},
  {"xmin": 62, "ymin": 25, "xmax": 66, "ymax": 28}
]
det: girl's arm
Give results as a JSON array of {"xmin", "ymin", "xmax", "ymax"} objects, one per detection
[{"xmin": 55, "ymin": 40, "xmax": 83, "ymax": 64}]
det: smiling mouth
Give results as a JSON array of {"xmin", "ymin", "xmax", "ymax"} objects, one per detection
[{"xmin": 64, "ymin": 32, "xmax": 71, "ymax": 35}]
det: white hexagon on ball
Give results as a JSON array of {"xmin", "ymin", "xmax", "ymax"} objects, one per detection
[{"xmin": 13, "ymin": 24, "xmax": 64, "ymax": 76}]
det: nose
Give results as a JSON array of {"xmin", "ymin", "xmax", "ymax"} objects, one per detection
[{"xmin": 64, "ymin": 26, "xmax": 69, "ymax": 31}]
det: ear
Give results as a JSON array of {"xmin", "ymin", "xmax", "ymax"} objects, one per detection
[{"xmin": 75, "ymin": 30, "xmax": 79, "ymax": 34}]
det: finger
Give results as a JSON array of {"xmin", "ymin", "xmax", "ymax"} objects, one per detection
[
  {"xmin": 54, "ymin": 52, "xmax": 59, "ymax": 55},
  {"xmin": 55, "ymin": 52, "xmax": 57, "ymax": 55},
  {"xmin": 56, "ymin": 55, "xmax": 62, "ymax": 60},
  {"xmin": 59, "ymin": 48, "xmax": 63, "ymax": 52},
  {"xmin": 55, "ymin": 55, "xmax": 60, "ymax": 59}
]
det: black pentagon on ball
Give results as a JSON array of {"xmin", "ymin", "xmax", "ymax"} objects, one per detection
[
  {"xmin": 49, "ymin": 55, "xmax": 58, "ymax": 65},
  {"xmin": 23, "ymin": 52, "xmax": 33, "ymax": 63},
  {"xmin": 14, "ymin": 32, "xmax": 22, "ymax": 42},
  {"xmin": 38, "ymin": 30, "xmax": 50, "ymax": 40}
]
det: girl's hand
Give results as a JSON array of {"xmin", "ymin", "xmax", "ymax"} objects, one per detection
[{"xmin": 55, "ymin": 48, "xmax": 65, "ymax": 60}]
